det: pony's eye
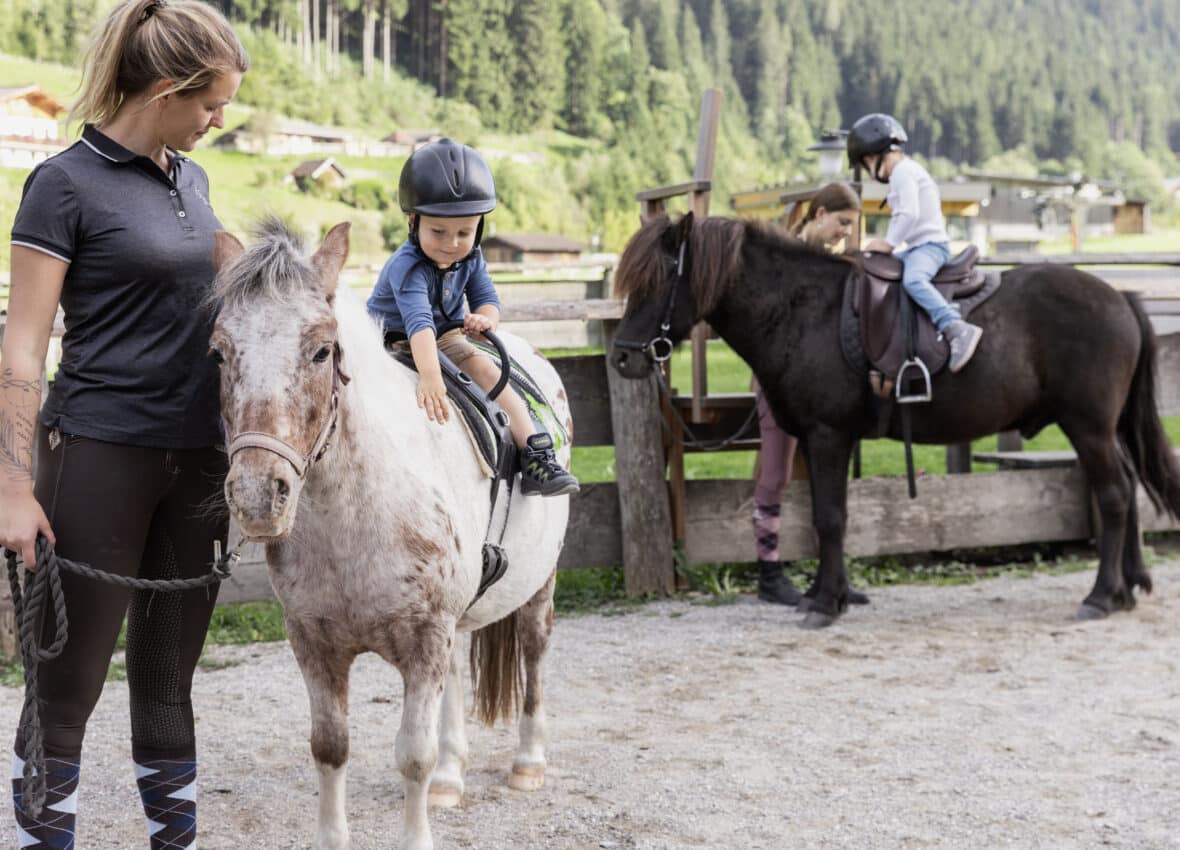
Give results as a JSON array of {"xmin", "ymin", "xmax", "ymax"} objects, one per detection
[
  {"xmin": 313, "ymin": 346, "xmax": 332, "ymax": 364},
  {"xmin": 209, "ymin": 348, "xmax": 225, "ymax": 365}
]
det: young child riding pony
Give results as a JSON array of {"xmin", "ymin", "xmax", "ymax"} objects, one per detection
[
  {"xmin": 367, "ymin": 139, "xmax": 579, "ymax": 496},
  {"xmin": 849, "ymin": 113, "xmax": 983, "ymax": 373}
]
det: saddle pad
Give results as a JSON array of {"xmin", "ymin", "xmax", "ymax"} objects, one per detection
[{"xmin": 470, "ymin": 340, "xmax": 571, "ymax": 451}]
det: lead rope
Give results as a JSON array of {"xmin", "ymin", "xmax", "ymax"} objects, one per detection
[
  {"xmin": 654, "ymin": 367, "xmax": 760, "ymax": 452},
  {"xmin": 4, "ymin": 535, "xmax": 240, "ymax": 817}
]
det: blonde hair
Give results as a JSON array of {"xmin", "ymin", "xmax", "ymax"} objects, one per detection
[
  {"xmin": 790, "ymin": 181, "xmax": 860, "ymax": 236},
  {"xmin": 71, "ymin": 0, "xmax": 249, "ymax": 127}
]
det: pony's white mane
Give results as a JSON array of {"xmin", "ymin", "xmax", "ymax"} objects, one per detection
[{"xmin": 331, "ymin": 286, "xmax": 421, "ymax": 440}]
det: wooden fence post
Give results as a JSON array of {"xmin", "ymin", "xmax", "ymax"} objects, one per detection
[{"xmin": 602, "ymin": 319, "xmax": 676, "ymax": 595}]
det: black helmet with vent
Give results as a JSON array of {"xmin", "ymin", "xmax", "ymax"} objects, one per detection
[
  {"xmin": 846, "ymin": 113, "xmax": 908, "ymax": 168},
  {"xmin": 398, "ymin": 138, "xmax": 497, "ymax": 217}
]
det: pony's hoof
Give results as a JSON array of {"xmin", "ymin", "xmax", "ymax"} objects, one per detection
[
  {"xmin": 313, "ymin": 829, "xmax": 350, "ymax": 850},
  {"xmin": 799, "ymin": 610, "xmax": 835, "ymax": 630},
  {"xmin": 1075, "ymin": 602, "xmax": 1109, "ymax": 621},
  {"xmin": 508, "ymin": 763, "xmax": 546, "ymax": 791},
  {"xmin": 427, "ymin": 783, "xmax": 463, "ymax": 808}
]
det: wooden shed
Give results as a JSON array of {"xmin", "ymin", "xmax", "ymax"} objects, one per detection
[
  {"xmin": 1113, "ymin": 199, "xmax": 1148, "ymax": 235},
  {"xmin": 481, "ymin": 233, "xmax": 587, "ymax": 264},
  {"xmin": 289, "ymin": 157, "xmax": 348, "ymax": 191}
]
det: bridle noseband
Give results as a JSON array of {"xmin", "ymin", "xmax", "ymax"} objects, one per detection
[
  {"xmin": 613, "ymin": 231, "xmax": 690, "ymax": 364},
  {"xmin": 227, "ymin": 344, "xmax": 351, "ymax": 480}
]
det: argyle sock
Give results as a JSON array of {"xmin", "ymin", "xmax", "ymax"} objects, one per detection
[
  {"xmin": 753, "ymin": 499, "xmax": 782, "ymax": 562},
  {"xmin": 134, "ymin": 756, "xmax": 197, "ymax": 850},
  {"xmin": 11, "ymin": 750, "xmax": 79, "ymax": 849}
]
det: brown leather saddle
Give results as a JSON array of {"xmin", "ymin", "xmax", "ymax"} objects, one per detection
[{"xmin": 849, "ymin": 244, "xmax": 997, "ymax": 400}]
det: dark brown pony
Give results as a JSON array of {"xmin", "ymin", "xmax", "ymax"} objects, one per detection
[{"xmin": 610, "ymin": 213, "xmax": 1180, "ymax": 628}]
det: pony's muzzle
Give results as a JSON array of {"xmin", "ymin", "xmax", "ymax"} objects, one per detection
[
  {"xmin": 609, "ymin": 345, "xmax": 652, "ymax": 379},
  {"xmin": 225, "ymin": 460, "xmax": 298, "ymax": 539}
]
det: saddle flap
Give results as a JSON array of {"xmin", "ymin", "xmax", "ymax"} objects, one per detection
[{"xmin": 388, "ymin": 347, "xmax": 508, "ymax": 477}]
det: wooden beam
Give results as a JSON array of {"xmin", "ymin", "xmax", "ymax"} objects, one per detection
[
  {"xmin": 602, "ymin": 320, "xmax": 675, "ymax": 595},
  {"xmin": 688, "ymin": 88, "xmax": 722, "ymax": 423},
  {"xmin": 501, "ymin": 298, "xmax": 625, "ymax": 322},
  {"xmin": 635, "ymin": 180, "xmax": 712, "ymax": 203}
]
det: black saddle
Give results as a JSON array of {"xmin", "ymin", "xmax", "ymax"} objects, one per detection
[{"xmin": 386, "ymin": 331, "xmax": 512, "ymax": 477}]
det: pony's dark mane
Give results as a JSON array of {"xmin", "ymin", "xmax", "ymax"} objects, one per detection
[
  {"xmin": 614, "ymin": 214, "xmax": 852, "ymax": 316},
  {"xmin": 212, "ymin": 216, "xmax": 320, "ymax": 311}
]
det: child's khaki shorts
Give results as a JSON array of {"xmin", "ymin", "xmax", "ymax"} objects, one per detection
[{"xmin": 385, "ymin": 326, "xmax": 480, "ymax": 366}]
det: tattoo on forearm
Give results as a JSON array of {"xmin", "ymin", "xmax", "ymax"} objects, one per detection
[{"xmin": 0, "ymin": 369, "xmax": 39, "ymax": 481}]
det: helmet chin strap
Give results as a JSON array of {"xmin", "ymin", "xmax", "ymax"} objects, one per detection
[{"xmin": 871, "ymin": 155, "xmax": 888, "ymax": 183}]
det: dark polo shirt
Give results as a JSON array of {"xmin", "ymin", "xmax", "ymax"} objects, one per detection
[{"xmin": 11, "ymin": 125, "xmax": 223, "ymax": 449}]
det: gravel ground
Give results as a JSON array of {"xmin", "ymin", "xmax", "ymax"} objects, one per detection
[{"xmin": 4, "ymin": 563, "xmax": 1180, "ymax": 850}]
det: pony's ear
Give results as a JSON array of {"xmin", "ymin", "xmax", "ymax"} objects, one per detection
[
  {"xmin": 311, "ymin": 222, "xmax": 351, "ymax": 299},
  {"xmin": 676, "ymin": 211, "xmax": 695, "ymax": 240},
  {"xmin": 213, "ymin": 231, "xmax": 245, "ymax": 273}
]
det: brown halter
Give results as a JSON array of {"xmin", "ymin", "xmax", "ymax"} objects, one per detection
[{"xmin": 227, "ymin": 344, "xmax": 351, "ymax": 479}]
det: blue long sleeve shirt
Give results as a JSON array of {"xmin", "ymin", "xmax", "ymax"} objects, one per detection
[{"xmin": 366, "ymin": 241, "xmax": 500, "ymax": 337}]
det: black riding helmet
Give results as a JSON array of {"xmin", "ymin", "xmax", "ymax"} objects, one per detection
[
  {"xmin": 399, "ymin": 138, "xmax": 497, "ymax": 250},
  {"xmin": 846, "ymin": 113, "xmax": 908, "ymax": 182}
]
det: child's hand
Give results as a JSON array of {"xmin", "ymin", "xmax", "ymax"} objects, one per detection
[
  {"xmin": 463, "ymin": 313, "xmax": 495, "ymax": 337},
  {"xmin": 864, "ymin": 239, "xmax": 893, "ymax": 254},
  {"xmin": 417, "ymin": 374, "xmax": 450, "ymax": 423}
]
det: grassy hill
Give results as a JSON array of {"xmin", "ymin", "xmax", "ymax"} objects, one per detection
[{"xmin": 0, "ymin": 50, "xmax": 683, "ymax": 274}]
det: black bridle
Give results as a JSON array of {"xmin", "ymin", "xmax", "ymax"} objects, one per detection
[{"xmin": 612, "ymin": 234, "xmax": 690, "ymax": 364}]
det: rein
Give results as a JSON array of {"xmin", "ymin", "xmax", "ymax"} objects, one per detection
[
  {"xmin": 227, "ymin": 344, "xmax": 350, "ymax": 479},
  {"xmin": 5, "ymin": 535, "xmax": 241, "ymax": 818},
  {"xmin": 612, "ymin": 229, "xmax": 691, "ymax": 363}
]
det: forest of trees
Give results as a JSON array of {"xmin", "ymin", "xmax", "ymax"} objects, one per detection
[{"xmin": 3, "ymin": 0, "xmax": 1179, "ymax": 211}]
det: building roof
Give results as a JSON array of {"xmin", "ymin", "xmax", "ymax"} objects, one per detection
[
  {"xmin": 219, "ymin": 115, "xmax": 354, "ymax": 142},
  {"xmin": 481, "ymin": 233, "xmax": 587, "ymax": 253},
  {"xmin": 382, "ymin": 128, "xmax": 441, "ymax": 144},
  {"xmin": 0, "ymin": 85, "xmax": 66, "ymax": 117},
  {"xmin": 290, "ymin": 158, "xmax": 346, "ymax": 180}
]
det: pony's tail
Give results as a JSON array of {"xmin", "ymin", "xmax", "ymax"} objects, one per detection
[
  {"xmin": 469, "ymin": 611, "xmax": 523, "ymax": 726},
  {"xmin": 1119, "ymin": 292, "xmax": 1180, "ymax": 519}
]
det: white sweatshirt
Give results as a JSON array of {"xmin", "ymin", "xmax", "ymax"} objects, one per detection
[{"xmin": 884, "ymin": 158, "xmax": 949, "ymax": 249}]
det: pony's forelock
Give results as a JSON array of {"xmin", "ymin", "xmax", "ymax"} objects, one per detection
[{"xmin": 212, "ymin": 216, "xmax": 320, "ymax": 311}]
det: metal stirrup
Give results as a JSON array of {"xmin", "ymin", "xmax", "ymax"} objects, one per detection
[{"xmin": 895, "ymin": 357, "xmax": 932, "ymax": 404}]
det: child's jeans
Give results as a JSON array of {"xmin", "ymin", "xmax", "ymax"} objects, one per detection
[{"xmin": 898, "ymin": 241, "xmax": 957, "ymax": 331}]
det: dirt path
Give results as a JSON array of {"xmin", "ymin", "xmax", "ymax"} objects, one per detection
[{"xmin": 4, "ymin": 564, "xmax": 1180, "ymax": 849}]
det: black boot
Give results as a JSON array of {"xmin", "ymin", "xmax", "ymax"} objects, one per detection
[
  {"xmin": 520, "ymin": 433, "xmax": 580, "ymax": 497},
  {"xmin": 757, "ymin": 559, "xmax": 802, "ymax": 605}
]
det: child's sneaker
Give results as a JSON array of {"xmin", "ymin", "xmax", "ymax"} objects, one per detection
[{"xmin": 520, "ymin": 433, "xmax": 580, "ymax": 497}]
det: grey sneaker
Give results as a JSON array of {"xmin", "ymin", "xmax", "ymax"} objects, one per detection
[
  {"xmin": 520, "ymin": 433, "xmax": 580, "ymax": 497},
  {"xmin": 944, "ymin": 320, "xmax": 983, "ymax": 373}
]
